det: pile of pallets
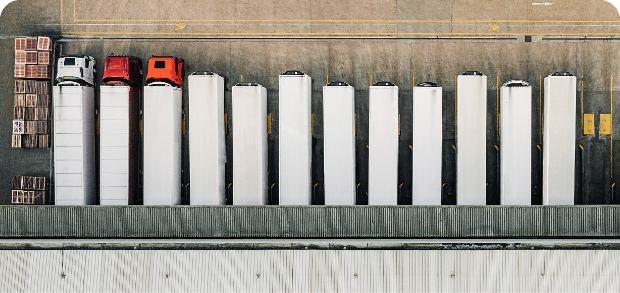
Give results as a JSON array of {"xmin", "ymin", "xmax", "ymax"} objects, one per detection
[
  {"xmin": 11, "ymin": 176, "xmax": 48, "ymax": 205},
  {"xmin": 12, "ymin": 80, "xmax": 51, "ymax": 148},
  {"xmin": 14, "ymin": 37, "xmax": 53, "ymax": 79},
  {"xmin": 12, "ymin": 36, "xmax": 53, "ymax": 149}
]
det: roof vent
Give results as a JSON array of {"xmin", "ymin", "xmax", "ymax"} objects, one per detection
[
  {"xmin": 550, "ymin": 71, "xmax": 574, "ymax": 76},
  {"xmin": 460, "ymin": 71, "xmax": 485, "ymax": 76},
  {"xmin": 191, "ymin": 71, "xmax": 215, "ymax": 76},
  {"xmin": 326, "ymin": 81, "xmax": 349, "ymax": 86},
  {"xmin": 416, "ymin": 82, "xmax": 440, "ymax": 87},
  {"xmin": 503, "ymin": 80, "xmax": 530, "ymax": 87},
  {"xmin": 282, "ymin": 70, "xmax": 305, "ymax": 75},
  {"xmin": 372, "ymin": 81, "xmax": 396, "ymax": 86}
]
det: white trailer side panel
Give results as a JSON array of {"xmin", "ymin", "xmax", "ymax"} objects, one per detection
[
  {"xmin": 188, "ymin": 74, "xmax": 226, "ymax": 205},
  {"xmin": 368, "ymin": 85, "xmax": 399, "ymax": 205},
  {"xmin": 500, "ymin": 83, "xmax": 532, "ymax": 205},
  {"xmin": 543, "ymin": 75, "xmax": 577, "ymax": 205},
  {"xmin": 143, "ymin": 85, "xmax": 182, "ymax": 205},
  {"xmin": 99, "ymin": 85, "xmax": 139, "ymax": 205},
  {"xmin": 53, "ymin": 85, "xmax": 96, "ymax": 205},
  {"xmin": 278, "ymin": 74, "xmax": 312, "ymax": 205},
  {"xmin": 232, "ymin": 84, "xmax": 268, "ymax": 205},
  {"xmin": 456, "ymin": 74, "xmax": 487, "ymax": 205},
  {"xmin": 412, "ymin": 85, "xmax": 443, "ymax": 205},
  {"xmin": 323, "ymin": 85, "xmax": 356, "ymax": 205}
]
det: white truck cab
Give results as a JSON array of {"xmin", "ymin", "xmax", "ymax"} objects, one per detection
[{"xmin": 56, "ymin": 55, "xmax": 96, "ymax": 86}]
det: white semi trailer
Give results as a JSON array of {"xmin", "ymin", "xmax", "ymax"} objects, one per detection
[
  {"xmin": 323, "ymin": 81, "xmax": 356, "ymax": 205},
  {"xmin": 143, "ymin": 82, "xmax": 182, "ymax": 205},
  {"xmin": 232, "ymin": 83, "xmax": 268, "ymax": 205},
  {"xmin": 142, "ymin": 56, "xmax": 184, "ymax": 205},
  {"xmin": 278, "ymin": 70, "xmax": 312, "ymax": 205},
  {"xmin": 412, "ymin": 82, "xmax": 443, "ymax": 205},
  {"xmin": 368, "ymin": 81, "xmax": 399, "ymax": 205},
  {"xmin": 99, "ymin": 85, "xmax": 140, "ymax": 205},
  {"xmin": 188, "ymin": 72, "xmax": 226, "ymax": 205},
  {"xmin": 53, "ymin": 56, "xmax": 97, "ymax": 205},
  {"xmin": 543, "ymin": 72, "xmax": 577, "ymax": 205},
  {"xmin": 500, "ymin": 80, "xmax": 532, "ymax": 205},
  {"xmin": 456, "ymin": 71, "xmax": 487, "ymax": 205},
  {"xmin": 53, "ymin": 82, "xmax": 96, "ymax": 205}
]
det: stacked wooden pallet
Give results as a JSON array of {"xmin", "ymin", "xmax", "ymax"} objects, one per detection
[
  {"xmin": 14, "ymin": 37, "xmax": 53, "ymax": 79},
  {"xmin": 12, "ymin": 80, "xmax": 51, "ymax": 148},
  {"xmin": 12, "ymin": 36, "xmax": 53, "ymax": 149},
  {"xmin": 11, "ymin": 176, "xmax": 48, "ymax": 205}
]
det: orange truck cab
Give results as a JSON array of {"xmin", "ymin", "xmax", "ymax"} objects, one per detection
[
  {"xmin": 145, "ymin": 56, "xmax": 184, "ymax": 87},
  {"xmin": 102, "ymin": 55, "xmax": 143, "ymax": 86}
]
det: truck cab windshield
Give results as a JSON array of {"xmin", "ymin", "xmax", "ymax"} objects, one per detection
[{"xmin": 64, "ymin": 58, "xmax": 76, "ymax": 66}]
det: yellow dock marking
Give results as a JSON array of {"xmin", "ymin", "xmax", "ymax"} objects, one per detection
[
  {"xmin": 174, "ymin": 23, "xmax": 186, "ymax": 31},
  {"xmin": 65, "ymin": 0, "xmax": 620, "ymax": 36}
]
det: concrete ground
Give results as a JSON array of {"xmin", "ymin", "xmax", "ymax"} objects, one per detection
[{"xmin": 1, "ymin": 0, "xmax": 620, "ymax": 205}]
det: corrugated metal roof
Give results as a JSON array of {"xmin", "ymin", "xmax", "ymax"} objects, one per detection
[
  {"xmin": 1, "ymin": 249, "xmax": 620, "ymax": 292},
  {"xmin": 1, "ymin": 206, "xmax": 620, "ymax": 238}
]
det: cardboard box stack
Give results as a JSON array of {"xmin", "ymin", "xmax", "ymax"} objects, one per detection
[
  {"xmin": 12, "ymin": 37, "xmax": 53, "ymax": 149},
  {"xmin": 11, "ymin": 176, "xmax": 48, "ymax": 205}
]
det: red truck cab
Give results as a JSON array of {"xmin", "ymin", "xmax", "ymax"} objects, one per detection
[
  {"xmin": 102, "ymin": 55, "xmax": 143, "ymax": 86},
  {"xmin": 145, "ymin": 56, "xmax": 184, "ymax": 87}
]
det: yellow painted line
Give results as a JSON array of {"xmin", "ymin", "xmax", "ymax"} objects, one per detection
[
  {"xmin": 267, "ymin": 113, "xmax": 272, "ymax": 135},
  {"xmin": 182, "ymin": 114, "xmax": 186, "ymax": 135},
  {"xmin": 66, "ymin": 0, "xmax": 620, "ymax": 36},
  {"xmin": 61, "ymin": 31, "xmax": 620, "ymax": 36},
  {"xmin": 579, "ymin": 145, "xmax": 584, "ymax": 150},
  {"xmin": 78, "ymin": 15, "xmax": 620, "ymax": 23},
  {"xmin": 612, "ymin": 75, "xmax": 614, "ymax": 178}
]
